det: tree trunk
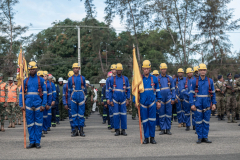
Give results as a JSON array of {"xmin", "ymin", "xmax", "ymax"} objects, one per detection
[
  {"xmin": 98, "ymin": 49, "xmax": 106, "ymax": 77},
  {"xmin": 128, "ymin": 0, "xmax": 141, "ymax": 67}
]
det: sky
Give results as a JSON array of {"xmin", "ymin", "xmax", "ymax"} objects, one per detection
[{"xmin": 12, "ymin": 0, "xmax": 240, "ymax": 52}]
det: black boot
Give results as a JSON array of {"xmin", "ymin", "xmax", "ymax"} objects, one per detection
[
  {"xmin": 221, "ymin": 115, "xmax": 225, "ymax": 121},
  {"xmin": 193, "ymin": 126, "xmax": 195, "ymax": 130},
  {"xmin": 115, "ymin": 129, "xmax": 120, "ymax": 136},
  {"xmin": 166, "ymin": 130, "xmax": 172, "ymax": 135},
  {"xmin": 79, "ymin": 127, "xmax": 85, "ymax": 137},
  {"xmin": 143, "ymin": 138, "xmax": 149, "ymax": 144},
  {"xmin": 41, "ymin": 133, "xmax": 45, "ymax": 137},
  {"xmin": 43, "ymin": 131, "xmax": 48, "ymax": 134},
  {"xmin": 71, "ymin": 127, "xmax": 79, "ymax": 137},
  {"xmin": 102, "ymin": 120, "xmax": 106, "ymax": 124},
  {"xmin": 150, "ymin": 137, "xmax": 157, "ymax": 144},
  {"xmin": 159, "ymin": 130, "xmax": 165, "ymax": 135},
  {"xmin": 236, "ymin": 114, "xmax": 239, "ymax": 120},
  {"xmin": 121, "ymin": 129, "xmax": 127, "ymax": 136},
  {"xmin": 185, "ymin": 126, "xmax": 190, "ymax": 131},
  {"xmin": 202, "ymin": 138, "xmax": 212, "ymax": 143},
  {"xmin": 26, "ymin": 143, "xmax": 35, "ymax": 149},
  {"xmin": 218, "ymin": 115, "xmax": 221, "ymax": 121},
  {"xmin": 132, "ymin": 117, "xmax": 136, "ymax": 120},
  {"xmin": 196, "ymin": 139, "xmax": 202, "ymax": 144},
  {"xmin": 35, "ymin": 143, "xmax": 41, "ymax": 149},
  {"xmin": 47, "ymin": 127, "xmax": 50, "ymax": 131}
]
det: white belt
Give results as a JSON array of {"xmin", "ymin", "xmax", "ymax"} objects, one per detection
[
  {"xmin": 26, "ymin": 92, "xmax": 39, "ymax": 95},
  {"xmin": 161, "ymin": 87, "xmax": 170, "ymax": 91},
  {"xmin": 161, "ymin": 99, "xmax": 171, "ymax": 105},
  {"xmin": 140, "ymin": 101, "xmax": 155, "ymax": 109},
  {"xmin": 113, "ymin": 99, "xmax": 126, "ymax": 105},
  {"xmin": 26, "ymin": 106, "xmax": 40, "ymax": 111}
]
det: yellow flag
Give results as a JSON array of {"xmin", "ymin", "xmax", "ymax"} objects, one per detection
[
  {"xmin": 132, "ymin": 45, "xmax": 144, "ymax": 106},
  {"xmin": 17, "ymin": 48, "xmax": 28, "ymax": 86}
]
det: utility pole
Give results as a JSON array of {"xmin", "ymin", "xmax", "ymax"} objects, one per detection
[
  {"xmin": 53, "ymin": 25, "xmax": 109, "ymax": 75},
  {"xmin": 78, "ymin": 26, "xmax": 81, "ymax": 74}
]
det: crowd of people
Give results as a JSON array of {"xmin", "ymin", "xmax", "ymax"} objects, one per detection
[{"xmin": 0, "ymin": 60, "xmax": 239, "ymax": 149}]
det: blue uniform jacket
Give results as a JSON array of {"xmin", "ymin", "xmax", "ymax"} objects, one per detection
[
  {"xmin": 19, "ymin": 74, "xmax": 47, "ymax": 108},
  {"xmin": 49, "ymin": 82, "xmax": 56, "ymax": 102},
  {"xmin": 68, "ymin": 75, "xmax": 86, "ymax": 101},
  {"xmin": 101, "ymin": 85, "xmax": 107, "ymax": 104},
  {"xmin": 46, "ymin": 81, "xmax": 53, "ymax": 106},
  {"xmin": 55, "ymin": 84, "xmax": 60, "ymax": 105},
  {"xmin": 108, "ymin": 75, "xmax": 130, "ymax": 102},
  {"xmin": 106, "ymin": 76, "xmax": 112, "ymax": 100},
  {"xmin": 174, "ymin": 77, "xmax": 186, "ymax": 100},
  {"xmin": 133, "ymin": 74, "xmax": 162, "ymax": 105},
  {"xmin": 62, "ymin": 83, "xmax": 71, "ymax": 106},
  {"xmin": 189, "ymin": 76, "xmax": 217, "ymax": 107},
  {"xmin": 183, "ymin": 77, "xmax": 193, "ymax": 101},
  {"xmin": 157, "ymin": 74, "xmax": 175, "ymax": 101}
]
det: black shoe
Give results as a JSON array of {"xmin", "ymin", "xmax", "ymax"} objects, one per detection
[
  {"xmin": 132, "ymin": 117, "xmax": 136, "ymax": 120},
  {"xmin": 185, "ymin": 127, "xmax": 190, "ymax": 131},
  {"xmin": 150, "ymin": 137, "xmax": 157, "ymax": 144},
  {"xmin": 166, "ymin": 130, "xmax": 172, "ymax": 135},
  {"xmin": 35, "ymin": 143, "xmax": 41, "ymax": 149},
  {"xmin": 47, "ymin": 128, "xmax": 50, "ymax": 131},
  {"xmin": 71, "ymin": 127, "xmax": 79, "ymax": 137},
  {"xmin": 121, "ymin": 129, "xmax": 127, "ymax": 136},
  {"xmin": 193, "ymin": 126, "xmax": 195, "ymax": 130},
  {"xmin": 115, "ymin": 129, "xmax": 120, "ymax": 136},
  {"xmin": 26, "ymin": 143, "xmax": 35, "ymax": 149},
  {"xmin": 79, "ymin": 127, "xmax": 85, "ymax": 137},
  {"xmin": 143, "ymin": 138, "xmax": 149, "ymax": 144},
  {"xmin": 159, "ymin": 130, "xmax": 165, "ymax": 135},
  {"xmin": 108, "ymin": 127, "xmax": 112, "ymax": 130},
  {"xmin": 56, "ymin": 122, "xmax": 60, "ymax": 124},
  {"xmin": 43, "ymin": 131, "xmax": 48, "ymax": 134},
  {"xmin": 52, "ymin": 124, "xmax": 56, "ymax": 127},
  {"xmin": 218, "ymin": 116, "xmax": 221, "ymax": 121},
  {"xmin": 238, "ymin": 124, "xmax": 240, "ymax": 126},
  {"xmin": 102, "ymin": 120, "xmax": 106, "ymax": 124},
  {"xmin": 41, "ymin": 133, "xmax": 45, "ymax": 137},
  {"xmin": 221, "ymin": 115, "xmax": 225, "ymax": 121},
  {"xmin": 202, "ymin": 138, "xmax": 212, "ymax": 143},
  {"xmin": 196, "ymin": 139, "xmax": 202, "ymax": 144}
]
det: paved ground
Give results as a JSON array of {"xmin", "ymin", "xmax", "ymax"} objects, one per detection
[{"xmin": 0, "ymin": 113, "xmax": 240, "ymax": 160}]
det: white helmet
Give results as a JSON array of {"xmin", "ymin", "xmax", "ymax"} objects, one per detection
[
  {"xmin": 86, "ymin": 80, "xmax": 90, "ymax": 85},
  {"xmin": 63, "ymin": 80, "xmax": 68, "ymax": 84},
  {"xmin": 58, "ymin": 77, "xmax": 63, "ymax": 82},
  {"xmin": 99, "ymin": 79, "xmax": 106, "ymax": 84}
]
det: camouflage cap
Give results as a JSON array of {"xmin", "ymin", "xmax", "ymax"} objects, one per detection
[
  {"xmin": 14, "ymin": 78, "xmax": 18, "ymax": 82},
  {"xmin": 0, "ymin": 73, "xmax": 3, "ymax": 77},
  {"xmin": 8, "ymin": 77, "xmax": 13, "ymax": 81}
]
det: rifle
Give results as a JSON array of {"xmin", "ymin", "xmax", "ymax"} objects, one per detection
[
  {"xmin": 216, "ymin": 82, "xmax": 225, "ymax": 97},
  {"xmin": 227, "ymin": 79, "xmax": 235, "ymax": 94}
]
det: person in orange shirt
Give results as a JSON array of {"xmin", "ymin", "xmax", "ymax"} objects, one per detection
[
  {"xmin": 4, "ymin": 77, "xmax": 19, "ymax": 128},
  {"xmin": 0, "ymin": 73, "xmax": 7, "ymax": 132},
  {"xmin": 14, "ymin": 78, "xmax": 22, "ymax": 125}
]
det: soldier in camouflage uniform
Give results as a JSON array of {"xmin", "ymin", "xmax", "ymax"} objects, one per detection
[
  {"xmin": 234, "ymin": 75, "xmax": 240, "ymax": 121},
  {"xmin": 225, "ymin": 73, "xmax": 237, "ymax": 123},
  {"xmin": 14, "ymin": 78, "xmax": 22, "ymax": 125},
  {"xmin": 0, "ymin": 73, "xmax": 7, "ymax": 131},
  {"xmin": 98, "ymin": 83, "xmax": 103, "ymax": 118},
  {"xmin": 214, "ymin": 75, "xmax": 226, "ymax": 121},
  {"xmin": 85, "ymin": 81, "xmax": 93, "ymax": 119},
  {"xmin": 5, "ymin": 77, "xmax": 19, "ymax": 128}
]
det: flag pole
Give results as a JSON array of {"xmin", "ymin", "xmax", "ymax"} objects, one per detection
[
  {"xmin": 20, "ymin": 45, "xmax": 27, "ymax": 148},
  {"xmin": 133, "ymin": 44, "xmax": 143, "ymax": 144}
]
